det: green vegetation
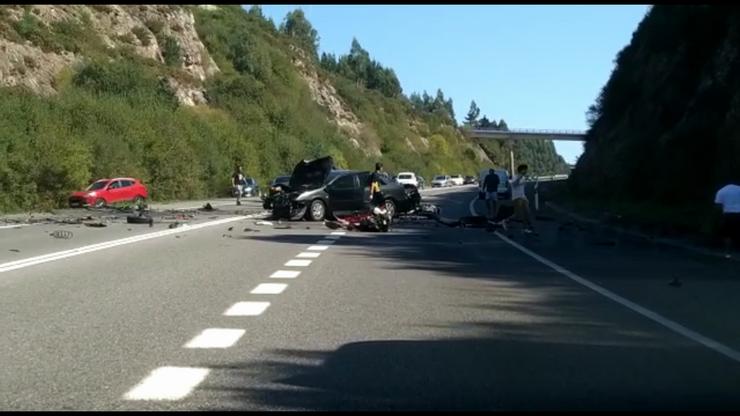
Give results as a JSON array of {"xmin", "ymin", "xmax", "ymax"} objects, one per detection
[
  {"xmin": 0, "ymin": 5, "xmax": 568, "ymax": 213},
  {"xmin": 570, "ymin": 5, "xmax": 740, "ymax": 234}
]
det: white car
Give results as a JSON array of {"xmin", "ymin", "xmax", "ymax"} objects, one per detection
[
  {"xmin": 449, "ymin": 174, "xmax": 464, "ymax": 186},
  {"xmin": 395, "ymin": 172, "xmax": 420, "ymax": 188},
  {"xmin": 431, "ymin": 175, "xmax": 451, "ymax": 187}
]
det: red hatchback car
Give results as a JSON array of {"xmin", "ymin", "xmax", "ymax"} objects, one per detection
[{"xmin": 69, "ymin": 178, "xmax": 148, "ymax": 208}]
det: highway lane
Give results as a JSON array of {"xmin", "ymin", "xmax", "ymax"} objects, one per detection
[{"xmin": 1, "ymin": 187, "xmax": 740, "ymax": 410}]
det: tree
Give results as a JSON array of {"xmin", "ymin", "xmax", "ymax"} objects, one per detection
[
  {"xmin": 479, "ymin": 115, "xmax": 492, "ymax": 128},
  {"xmin": 320, "ymin": 52, "xmax": 337, "ymax": 72},
  {"xmin": 280, "ymin": 9, "xmax": 319, "ymax": 59},
  {"xmin": 465, "ymin": 100, "xmax": 480, "ymax": 126},
  {"xmin": 497, "ymin": 119, "xmax": 509, "ymax": 131}
]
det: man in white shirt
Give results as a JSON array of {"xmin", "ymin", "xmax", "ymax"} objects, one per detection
[
  {"xmin": 715, "ymin": 183, "xmax": 740, "ymax": 254},
  {"xmin": 510, "ymin": 164, "xmax": 535, "ymax": 234}
]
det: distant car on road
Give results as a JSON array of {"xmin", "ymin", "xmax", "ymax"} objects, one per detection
[
  {"xmin": 431, "ymin": 175, "xmax": 452, "ymax": 188},
  {"xmin": 69, "ymin": 178, "xmax": 148, "ymax": 208},
  {"xmin": 449, "ymin": 174, "xmax": 464, "ymax": 186},
  {"xmin": 464, "ymin": 175, "xmax": 477, "ymax": 185},
  {"xmin": 395, "ymin": 172, "xmax": 420, "ymax": 188},
  {"xmin": 232, "ymin": 177, "xmax": 259, "ymax": 198}
]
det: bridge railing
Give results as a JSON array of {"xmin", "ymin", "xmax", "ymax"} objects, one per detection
[{"xmin": 468, "ymin": 127, "xmax": 586, "ymax": 136}]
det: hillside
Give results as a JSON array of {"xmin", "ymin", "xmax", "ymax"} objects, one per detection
[
  {"xmin": 0, "ymin": 5, "xmax": 566, "ymax": 212},
  {"xmin": 570, "ymin": 5, "xmax": 740, "ymax": 232}
]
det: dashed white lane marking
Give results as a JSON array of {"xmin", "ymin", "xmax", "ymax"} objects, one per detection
[
  {"xmin": 325, "ymin": 235, "xmax": 342, "ymax": 240},
  {"xmin": 184, "ymin": 328, "xmax": 246, "ymax": 349},
  {"xmin": 251, "ymin": 283, "xmax": 288, "ymax": 294},
  {"xmin": 0, "ymin": 214, "xmax": 262, "ymax": 274},
  {"xmin": 307, "ymin": 245, "xmax": 329, "ymax": 251},
  {"xmin": 296, "ymin": 252, "xmax": 321, "ymax": 259},
  {"xmin": 316, "ymin": 239, "xmax": 335, "ymax": 245},
  {"xmin": 330, "ymin": 231, "xmax": 346, "ymax": 235},
  {"xmin": 285, "ymin": 259, "xmax": 312, "ymax": 267},
  {"xmin": 223, "ymin": 301, "xmax": 270, "ymax": 316},
  {"xmin": 468, "ymin": 195, "xmax": 740, "ymax": 364},
  {"xmin": 123, "ymin": 366, "xmax": 210, "ymax": 401},
  {"xmin": 270, "ymin": 270, "xmax": 301, "ymax": 279}
]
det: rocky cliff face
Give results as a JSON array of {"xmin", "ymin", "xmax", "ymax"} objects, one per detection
[{"xmin": 0, "ymin": 5, "xmax": 218, "ymax": 105}]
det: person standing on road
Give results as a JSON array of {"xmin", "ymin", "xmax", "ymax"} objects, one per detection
[
  {"xmin": 369, "ymin": 162, "xmax": 385, "ymax": 207},
  {"xmin": 715, "ymin": 183, "xmax": 740, "ymax": 256},
  {"xmin": 511, "ymin": 164, "xmax": 535, "ymax": 234},
  {"xmin": 483, "ymin": 169, "xmax": 500, "ymax": 221},
  {"xmin": 232, "ymin": 165, "xmax": 245, "ymax": 206}
]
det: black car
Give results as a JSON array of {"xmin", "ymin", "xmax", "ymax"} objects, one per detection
[
  {"xmin": 272, "ymin": 156, "xmax": 421, "ymax": 221},
  {"xmin": 262, "ymin": 175, "xmax": 291, "ymax": 209}
]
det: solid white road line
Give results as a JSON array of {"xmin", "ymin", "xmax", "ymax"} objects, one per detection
[
  {"xmin": 330, "ymin": 231, "xmax": 346, "ymax": 235},
  {"xmin": 183, "ymin": 328, "xmax": 245, "ymax": 349},
  {"xmin": 123, "ymin": 366, "xmax": 210, "ymax": 401},
  {"xmin": 307, "ymin": 245, "xmax": 330, "ymax": 251},
  {"xmin": 468, "ymin": 196, "xmax": 740, "ymax": 364},
  {"xmin": 251, "ymin": 283, "xmax": 288, "ymax": 294},
  {"xmin": 285, "ymin": 259, "xmax": 312, "ymax": 267},
  {"xmin": 223, "ymin": 301, "xmax": 270, "ymax": 316},
  {"xmin": 0, "ymin": 215, "xmax": 257, "ymax": 274},
  {"xmin": 270, "ymin": 270, "xmax": 301, "ymax": 279},
  {"xmin": 296, "ymin": 252, "xmax": 321, "ymax": 259},
  {"xmin": 0, "ymin": 224, "xmax": 31, "ymax": 230}
]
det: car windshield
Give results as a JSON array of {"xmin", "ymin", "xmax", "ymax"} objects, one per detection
[
  {"xmin": 433, "ymin": 176, "xmax": 446, "ymax": 180},
  {"xmin": 272, "ymin": 176, "xmax": 290, "ymax": 185},
  {"xmin": 86, "ymin": 180, "xmax": 108, "ymax": 191},
  {"xmin": 398, "ymin": 174, "xmax": 412, "ymax": 179}
]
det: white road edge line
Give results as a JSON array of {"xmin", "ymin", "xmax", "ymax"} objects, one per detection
[
  {"xmin": 0, "ymin": 214, "xmax": 263, "ymax": 274},
  {"xmin": 123, "ymin": 366, "xmax": 210, "ymax": 401},
  {"xmin": 223, "ymin": 301, "xmax": 270, "ymax": 316},
  {"xmin": 330, "ymin": 231, "xmax": 346, "ymax": 235},
  {"xmin": 0, "ymin": 224, "xmax": 32, "ymax": 230},
  {"xmin": 183, "ymin": 328, "xmax": 245, "ymax": 349},
  {"xmin": 469, "ymin": 196, "xmax": 740, "ymax": 364}
]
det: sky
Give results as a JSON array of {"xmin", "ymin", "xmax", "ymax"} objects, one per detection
[{"xmin": 258, "ymin": 5, "xmax": 650, "ymax": 164}]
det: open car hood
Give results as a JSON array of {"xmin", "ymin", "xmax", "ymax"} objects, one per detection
[{"xmin": 289, "ymin": 156, "xmax": 334, "ymax": 190}]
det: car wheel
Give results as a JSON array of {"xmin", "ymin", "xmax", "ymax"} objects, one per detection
[
  {"xmin": 384, "ymin": 198, "xmax": 396, "ymax": 218},
  {"xmin": 290, "ymin": 205, "xmax": 307, "ymax": 221},
  {"xmin": 94, "ymin": 198, "xmax": 106, "ymax": 208},
  {"xmin": 308, "ymin": 199, "xmax": 326, "ymax": 221}
]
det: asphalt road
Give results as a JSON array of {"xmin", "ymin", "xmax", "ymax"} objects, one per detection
[{"xmin": 1, "ymin": 185, "xmax": 740, "ymax": 410}]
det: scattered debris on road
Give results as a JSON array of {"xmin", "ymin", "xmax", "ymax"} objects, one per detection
[
  {"xmin": 255, "ymin": 221, "xmax": 274, "ymax": 226},
  {"xmin": 9, "ymin": 249, "xmax": 20, "ymax": 253},
  {"xmin": 84, "ymin": 222, "xmax": 107, "ymax": 228},
  {"xmin": 50, "ymin": 230, "xmax": 74, "ymax": 239}
]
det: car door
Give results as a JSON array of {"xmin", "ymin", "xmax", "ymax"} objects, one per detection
[
  {"xmin": 326, "ymin": 173, "xmax": 359, "ymax": 215},
  {"xmin": 106, "ymin": 180, "xmax": 123, "ymax": 203},
  {"xmin": 119, "ymin": 180, "xmax": 135, "ymax": 200}
]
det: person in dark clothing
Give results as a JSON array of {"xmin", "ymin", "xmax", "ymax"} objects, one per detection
[
  {"xmin": 232, "ymin": 165, "xmax": 245, "ymax": 206},
  {"xmin": 483, "ymin": 169, "xmax": 501, "ymax": 220}
]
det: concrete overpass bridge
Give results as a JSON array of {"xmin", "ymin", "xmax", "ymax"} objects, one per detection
[
  {"xmin": 463, "ymin": 127, "xmax": 587, "ymax": 142},
  {"xmin": 461, "ymin": 127, "xmax": 586, "ymax": 175}
]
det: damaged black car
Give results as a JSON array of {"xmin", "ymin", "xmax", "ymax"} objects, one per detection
[{"xmin": 270, "ymin": 156, "xmax": 421, "ymax": 221}]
